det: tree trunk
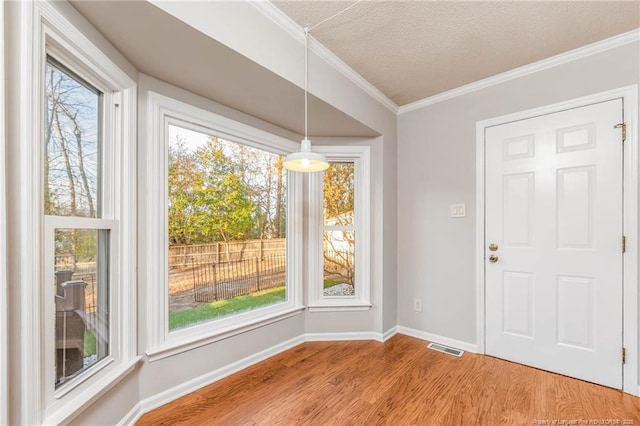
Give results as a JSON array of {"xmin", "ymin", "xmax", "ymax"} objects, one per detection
[
  {"xmin": 72, "ymin": 120, "xmax": 96, "ymax": 217},
  {"xmin": 53, "ymin": 110, "xmax": 77, "ymax": 216},
  {"xmin": 261, "ymin": 158, "xmax": 273, "ymax": 238},
  {"xmin": 274, "ymin": 157, "xmax": 284, "ymax": 238}
]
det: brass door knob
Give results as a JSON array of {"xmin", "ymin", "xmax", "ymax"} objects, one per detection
[
  {"xmin": 489, "ymin": 254, "xmax": 499, "ymax": 263},
  {"xmin": 489, "ymin": 243, "xmax": 498, "ymax": 251}
]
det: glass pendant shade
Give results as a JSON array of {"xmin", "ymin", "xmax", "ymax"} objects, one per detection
[{"xmin": 283, "ymin": 139, "xmax": 329, "ymax": 172}]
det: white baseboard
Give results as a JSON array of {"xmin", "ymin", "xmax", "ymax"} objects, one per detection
[
  {"xmin": 118, "ymin": 404, "xmax": 142, "ymax": 426},
  {"xmin": 382, "ymin": 326, "xmax": 398, "ymax": 342},
  {"xmin": 118, "ymin": 334, "xmax": 305, "ymax": 425},
  {"xmin": 305, "ymin": 331, "xmax": 384, "ymax": 342},
  {"xmin": 396, "ymin": 326, "xmax": 478, "ymax": 353}
]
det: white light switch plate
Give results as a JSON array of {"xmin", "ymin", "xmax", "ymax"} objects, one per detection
[{"xmin": 450, "ymin": 203, "xmax": 466, "ymax": 218}]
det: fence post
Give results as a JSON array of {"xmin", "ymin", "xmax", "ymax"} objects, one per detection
[
  {"xmin": 213, "ymin": 263, "xmax": 218, "ymax": 301},
  {"xmin": 255, "ymin": 257, "xmax": 261, "ymax": 291},
  {"xmin": 259, "ymin": 239, "xmax": 264, "ymax": 261},
  {"xmin": 216, "ymin": 242, "xmax": 220, "ymax": 264},
  {"xmin": 191, "ymin": 258, "xmax": 197, "ymax": 301}
]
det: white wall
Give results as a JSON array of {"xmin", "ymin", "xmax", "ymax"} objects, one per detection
[
  {"xmin": 0, "ymin": 1, "xmax": 8, "ymax": 423},
  {"xmin": 397, "ymin": 42, "xmax": 640, "ymax": 346}
]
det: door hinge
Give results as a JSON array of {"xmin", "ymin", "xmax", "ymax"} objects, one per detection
[
  {"xmin": 622, "ymin": 347, "xmax": 626, "ymax": 364},
  {"xmin": 622, "ymin": 236, "xmax": 627, "ymax": 253},
  {"xmin": 615, "ymin": 123, "xmax": 627, "ymax": 142}
]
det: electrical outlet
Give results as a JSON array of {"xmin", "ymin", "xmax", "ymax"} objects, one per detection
[
  {"xmin": 413, "ymin": 298, "xmax": 422, "ymax": 312},
  {"xmin": 450, "ymin": 203, "xmax": 466, "ymax": 218}
]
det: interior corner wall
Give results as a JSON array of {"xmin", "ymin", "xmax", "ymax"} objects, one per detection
[
  {"xmin": 397, "ymin": 41, "xmax": 640, "ymax": 346},
  {"xmin": 149, "ymin": 0, "xmax": 398, "ymax": 336},
  {"xmin": 303, "ymin": 136, "xmax": 384, "ymax": 336}
]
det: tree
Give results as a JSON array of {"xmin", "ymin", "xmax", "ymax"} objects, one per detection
[
  {"xmin": 45, "ymin": 62, "xmax": 98, "ymax": 218},
  {"xmin": 167, "ymin": 136, "xmax": 257, "ymax": 246},
  {"xmin": 323, "ymin": 163, "xmax": 355, "ymax": 284},
  {"xmin": 167, "ymin": 136, "xmax": 201, "ymax": 245},
  {"xmin": 197, "ymin": 138, "xmax": 254, "ymax": 242},
  {"xmin": 45, "ymin": 61, "xmax": 100, "ymax": 267}
]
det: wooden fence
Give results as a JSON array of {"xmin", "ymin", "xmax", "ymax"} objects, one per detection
[
  {"xmin": 192, "ymin": 254, "xmax": 286, "ymax": 303},
  {"xmin": 169, "ymin": 238, "xmax": 286, "ymax": 268}
]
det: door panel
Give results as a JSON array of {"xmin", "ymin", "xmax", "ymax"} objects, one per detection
[{"xmin": 485, "ymin": 99, "xmax": 623, "ymax": 389}]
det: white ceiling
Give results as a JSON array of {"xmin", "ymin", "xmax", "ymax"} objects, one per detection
[{"xmin": 273, "ymin": 1, "xmax": 640, "ymax": 106}]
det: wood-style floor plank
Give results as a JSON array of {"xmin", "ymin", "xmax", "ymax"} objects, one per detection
[{"xmin": 137, "ymin": 335, "xmax": 640, "ymax": 426}]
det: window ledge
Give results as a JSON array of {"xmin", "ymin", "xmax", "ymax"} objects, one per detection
[
  {"xmin": 307, "ymin": 304, "xmax": 372, "ymax": 312},
  {"xmin": 44, "ymin": 355, "xmax": 143, "ymax": 426},
  {"xmin": 146, "ymin": 306, "xmax": 305, "ymax": 362}
]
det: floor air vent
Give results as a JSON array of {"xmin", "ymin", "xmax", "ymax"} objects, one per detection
[{"xmin": 427, "ymin": 342, "xmax": 464, "ymax": 357}]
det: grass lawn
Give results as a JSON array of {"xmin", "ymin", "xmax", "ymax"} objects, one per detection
[
  {"xmin": 169, "ymin": 286, "xmax": 286, "ymax": 330},
  {"xmin": 84, "ymin": 330, "xmax": 96, "ymax": 356},
  {"xmin": 323, "ymin": 278, "xmax": 343, "ymax": 289}
]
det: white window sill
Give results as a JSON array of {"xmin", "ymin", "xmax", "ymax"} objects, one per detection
[
  {"xmin": 146, "ymin": 306, "xmax": 305, "ymax": 362},
  {"xmin": 44, "ymin": 356, "xmax": 143, "ymax": 425},
  {"xmin": 307, "ymin": 303, "xmax": 372, "ymax": 312}
]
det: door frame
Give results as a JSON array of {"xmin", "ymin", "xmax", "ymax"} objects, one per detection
[{"xmin": 475, "ymin": 85, "xmax": 639, "ymax": 395}]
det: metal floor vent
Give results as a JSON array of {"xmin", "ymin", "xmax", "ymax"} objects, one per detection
[{"xmin": 427, "ymin": 342, "xmax": 464, "ymax": 357}]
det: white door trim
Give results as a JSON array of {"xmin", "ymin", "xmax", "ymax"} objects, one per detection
[{"xmin": 475, "ymin": 85, "xmax": 639, "ymax": 395}]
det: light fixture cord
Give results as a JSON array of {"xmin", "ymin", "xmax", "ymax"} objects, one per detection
[
  {"xmin": 304, "ymin": 27, "xmax": 308, "ymax": 142},
  {"xmin": 304, "ymin": 0, "xmax": 362, "ymax": 142},
  {"xmin": 308, "ymin": 0, "xmax": 363, "ymax": 32}
]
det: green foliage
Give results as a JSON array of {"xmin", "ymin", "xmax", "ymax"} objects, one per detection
[
  {"xmin": 168, "ymin": 286, "xmax": 286, "ymax": 330},
  {"xmin": 323, "ymin": 162, "xmax": 354, "ymax": 225},
  {"xmin": 54, "ymin": 228, "xmax": 98, "ymax": 267},
  {"xmin": 168, "ymin": 137, "xmax": 257, "ymax": 244}
]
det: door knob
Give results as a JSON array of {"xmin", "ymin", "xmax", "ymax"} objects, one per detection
[
  {"xmin": 489, "ymin": 254, "xmax": 499, "ymax": 263},
  {"xmin": 489, "ymin": 243, "xmax": 498, "ymax": 251}
]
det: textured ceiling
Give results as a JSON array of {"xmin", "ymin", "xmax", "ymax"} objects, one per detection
[{"xmin": 273, "ymin": 1, "xmax": 640, "ymax": 106}]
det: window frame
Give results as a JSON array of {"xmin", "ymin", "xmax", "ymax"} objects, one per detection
[
  {"xmin": 43, "ymin": 216, "xmax": 119, "ymax": 399},
  {"xmin": 16, "ymin": 2, "xmax": 139, "ymax": 424},
  {"xmin": 142, "ymin": 91, "xmax": 304, "ymax": 361},
  {"xmin": 308, "ymin": 146, "xmax": 371, "ymax": 311}
]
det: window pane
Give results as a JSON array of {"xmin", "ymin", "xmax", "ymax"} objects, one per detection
[
  {"xmin": 323, "ymin": 230, "xmax": 355, "ymax": 296},
  {"xmin": 45, "ymin": 59, "xmax": 101, "ymax": 218},
  {"xmin": 167, "ymin": 125, "xmax": 287, "ymax": 331},
  {"xmin": 54, "ymin": 228, "xmax": 109, "ymax": 389},
  {"xmin": 323, "ymin": 163, "xmax": 354, "ymax": 226}
]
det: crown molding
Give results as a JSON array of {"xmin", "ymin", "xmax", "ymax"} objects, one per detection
[
  {"xmin": 398, "ymin": 28, "xmax": 640, "ymax": 115},
  {"xmin": 249, "ymin": 1, "xmax": 638, "ymax": 117},
  {"xmin": 249, "ymin": 0, "xmax": 399, "ymax": 114}
]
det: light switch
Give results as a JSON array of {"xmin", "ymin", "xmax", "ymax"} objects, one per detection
[{"xmin": 450, "ymin": 203, "xmax": 466, "ymax": 218}]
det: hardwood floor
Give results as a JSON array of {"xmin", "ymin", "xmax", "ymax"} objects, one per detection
[{"xmin": 137, "ymin": 335, "xmax": 640, "ymax": 425}]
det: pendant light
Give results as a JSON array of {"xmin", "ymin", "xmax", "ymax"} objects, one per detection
[{"xmin": 283, "ymin": 28, "xmax": 329, "ymax": 173}]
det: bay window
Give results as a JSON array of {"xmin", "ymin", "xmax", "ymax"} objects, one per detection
[{"xmin": 142, "ymin": 91, "xmax": 303, "ymax": 360}]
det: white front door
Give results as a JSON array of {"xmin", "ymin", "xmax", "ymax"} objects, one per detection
[{"xmin": 485, "ymin": 99, "xmax": 624, "ymax": 389}]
